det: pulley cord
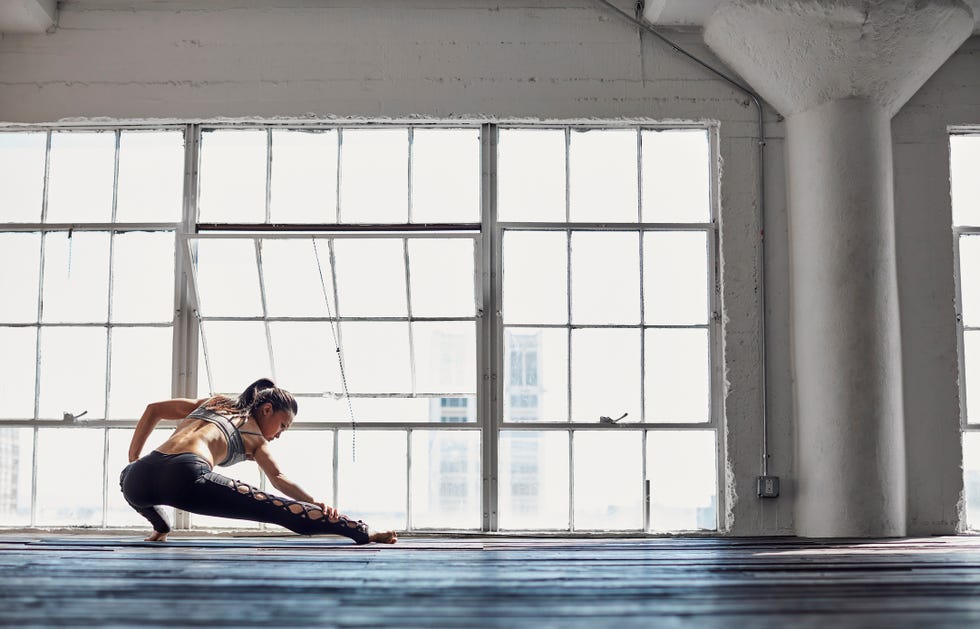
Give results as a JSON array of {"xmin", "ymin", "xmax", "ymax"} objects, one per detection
[{"xmin": 312, "ymin": 237, "xmax": 357, "ymax": 462}]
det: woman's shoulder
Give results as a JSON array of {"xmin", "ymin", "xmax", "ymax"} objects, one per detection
[{"xmin": 201, "ymin": 395, "xmax": 237, "ymax": 412}]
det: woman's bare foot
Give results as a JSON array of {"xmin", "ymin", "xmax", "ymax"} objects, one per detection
[
  {"xmin": 144, "ymin": 531, "xmax": 168, "ymax": 542},
  {"xmin": 368, "ymin": 529, "xmax": 398, "ymax": 544}
]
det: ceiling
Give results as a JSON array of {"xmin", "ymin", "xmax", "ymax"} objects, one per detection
[{"xmin": 1, "ymin": 0, "xmax": 978, "ymax": 35}]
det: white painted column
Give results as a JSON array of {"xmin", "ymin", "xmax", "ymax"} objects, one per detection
[
  {"xmin": 704, "ymin": 0, "xmax": 973, "ymax": 537},
  {"xmin": 786, "ymin": 98, "xmax": 905, "ymax": 536}
]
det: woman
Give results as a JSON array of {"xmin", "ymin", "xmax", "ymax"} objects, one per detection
[{"xmin": 120, "ymin": 378, "xmax": 397, "ymax": 545}]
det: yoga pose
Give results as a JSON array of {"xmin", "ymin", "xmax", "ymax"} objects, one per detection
[{"xmin": 120, "ymin": 378, "xmax": 397, "ymax": 545}]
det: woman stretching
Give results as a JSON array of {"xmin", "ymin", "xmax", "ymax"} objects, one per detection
[{"xmin": 120, "ymin": 378, "xmax": 397, "ymax": 545}]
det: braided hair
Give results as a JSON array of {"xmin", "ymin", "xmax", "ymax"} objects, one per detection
[{"xmin": 234, "ymin": 378, "xmax": 299, "ymax": 419}]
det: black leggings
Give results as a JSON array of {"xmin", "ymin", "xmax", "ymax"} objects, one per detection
[{"xmin": 119, "ymin": 451, "xmax": 370, "ymax": 544}]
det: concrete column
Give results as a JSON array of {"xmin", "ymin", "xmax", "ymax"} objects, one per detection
[
  {"xmin": 704, "ymin": 0, "xmax": 973, "ymax": 537},
  {"xmin": 787, "ymin": 98, "xmax": 904, "ymax": 536}
]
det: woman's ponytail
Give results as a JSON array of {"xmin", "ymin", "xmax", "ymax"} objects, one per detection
[
  {"xmin": 236, "ymin": 378, "xmax": 276, "ymax": 411},
  {"xmin": 236, "ymin": 378, "xmax": 298, "ymax": 418}
]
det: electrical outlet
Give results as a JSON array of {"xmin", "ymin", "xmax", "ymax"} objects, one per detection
[{"xmin": 757, "ymin": 475, "xmax": 779, "ymax": 498}]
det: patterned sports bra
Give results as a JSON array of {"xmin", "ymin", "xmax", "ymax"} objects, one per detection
[{"xmin": 186, "ymin": 405, "xmax": 265, "ymax": 467}]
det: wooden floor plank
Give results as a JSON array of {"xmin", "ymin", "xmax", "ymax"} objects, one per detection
[{"xmin": 3, "ymin": 535, "xmax": 980, "ymax": 627}]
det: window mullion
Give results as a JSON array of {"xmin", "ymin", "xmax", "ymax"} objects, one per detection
[
  {"xmin": 254, "ymin": 238, "xmax": 277, "ymax": 384},
  {"xmin": 481, "ymin": 123, "xmax": 500, "ymax": 532},
  {"xmin": 173, "ymin": 123, "xmax": 201, "ymax": 531}
]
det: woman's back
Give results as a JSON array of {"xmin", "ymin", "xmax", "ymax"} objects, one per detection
[{"xmin": 157, "ymin": 396, "xmax": 259, "ymax": 467}]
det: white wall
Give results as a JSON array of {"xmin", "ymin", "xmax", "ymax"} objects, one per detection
[
  {"xmin": 1, "ymin": 0, "xmax": 974, "ymax": 535},
  {"xmin": 893, "ymin": 35, "xmax": 980, "ymax": 535}
]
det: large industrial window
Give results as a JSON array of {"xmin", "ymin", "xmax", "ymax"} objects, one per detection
[
  {"xmin": 0, "ymin": 129, "xmax": 182, "ymax": 527},
  {"xmin": 0, "ymin": 123, "xmax": 719, "ymax": 533},
  {"xmin": 954, "ymin": 133, "xmax": 980, "ymax": 529}
]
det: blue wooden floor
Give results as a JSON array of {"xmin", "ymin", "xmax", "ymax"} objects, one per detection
[{"xmin": 3, "ymin": 534, "xmax": 980, "ymax": 627}]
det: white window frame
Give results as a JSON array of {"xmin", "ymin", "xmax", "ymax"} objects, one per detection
[{"xmin": 0, "ymin": 121, "xmax": 721, "ymax": 534}]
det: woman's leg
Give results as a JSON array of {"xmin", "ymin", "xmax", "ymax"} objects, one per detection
[
  {"xmin": 175, "ymin": 470, "xmax": 372, "ymax": 544},
  {"xmin": 119, "ymin": 461, "xmax": 171, "ymax": 535}
]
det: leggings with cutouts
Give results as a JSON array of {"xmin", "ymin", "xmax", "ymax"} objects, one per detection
[{"xmin": 119, "ymin": 450, "xmax": 370, "ymax": 544}]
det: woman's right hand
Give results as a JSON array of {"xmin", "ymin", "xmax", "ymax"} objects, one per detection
[{"xmin": 316, "ymin": 502, "xmax": 339, "ymax": 521}]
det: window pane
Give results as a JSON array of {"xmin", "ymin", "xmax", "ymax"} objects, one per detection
[
  {"xmin": 964, "ymin": 432, "xmax": 980, "ymax": 529},
  {"xmin": 265, "ymin": 430, "xmax": 333, "ymax": 512},
  {"xmin": 570, "ymin": 231, "xmax": 639, "ymax": 325},
  {"xmin": 0, "ymin": 132, "xmax": 46, "ymax": 223},
  {"xmin": 198, "ymin": 130, "xmax": 267, "ymax": 223},
  {"xmin": 644, "ymin": 231, "xmax": 709, "ymax": 325},
  {"xmin": 497, "ymin": 129, "xmax": 566, "ymax": 222},
  {"xmin": 503, "ymin": 231, "xmax": 568, "ymax": 325},
  {"xmin": 340, "ymin": 129, "xmax": 408, "ymax": 223},
  {"xmin": 269, "ymin": 322, "xmax": 342, "ymax": 395},
  {"xmin": 641, "ymin": 129, "xmax": 711, "ymax": 223},
  {"xmin": 340, "ymin": 322, "xmax": 412, "ymax": 394},
  {"xmin": 499, "ymin": 430, "xmax": 569, "ymax": 529},
  {"xmin": 952, "ymin": 135, "xmax": 980, "ymax": 227},
  {"xmin": 573, "ymin": 431, "xmax": 642, "ymax": 530},
  {"xmin": 960, "ymin": 235, "xmax": 980, "ymax": 327},
  {"xmin": 270, "ymin": 130, "xmax": 338, "ymax": 223},
  {"xmin": 571, "ymin": 328, "xmax": 640, "ymax": 423},
  {"xmin": 116, "ymin": 131, "xmax": 184, "ymax": 223},
  {"xmin": 333, "ymin": 239, "xmax": 407, "ymax": 317},
  {"xmin": 967, "ymin": 331, "xmax": 980, "ymax": 425},
  {"xmin": 0, "ymin": 427, "xmax": 34, "ymax": 525},
  {"xmin": 338, "ymin": 430, "xmax": 407, "ymax": 530},
  {"xmin": 0, "ymin": 233, "xmax": 41, "ymax": 323},
  {"xmin": 199, "ymin": 321, "xmax": 270, "ymax": 396},
  {"xmin": 412, "ymin": 129, "xmax": 480, "ymax": 223},
  {"xmin": 192, "ymin": 238, "xmax": 263, "ymax": 317},
  {"xmin": 0, "ymin": 328, "xmax": 37, "ymax": 419},
  {"xmin": 503, "ymin": 328, "xmax": 568, "ymax": 422},
  {"xmin": 190, "ymin": 462, "xmax": 263, "ymax": 529},
  {"xmin": 413, "ymin": 322, "xmax": 476, "ymax": 395},
  {"xmin": 111, "ymin": 231, "xmax": 176, "ymax": 323},
  {"xmin": 38, "ymin": 327, "xmax": 107, "ymax": 420},
  {"xmin": 262, "ymin": 238, "xmax": 337, "ymax": 318},
  {"xmin": 106, "ymin": 428, "xmax": 175, "ymax": 527},
  {"xmin": 297, "ymin": 396, "xmax": 437, "ymax": 423},
  {"xmin": 569, "ymin": 129, "xmax": 637, "ymax": 223},
  {"xmin": 108, "ymin": 327, "xmax": 173, "ymax": 420},
  {"xmin": 41, "ymin": 231, "xmax": 110, "ymax": 323},
  {"xmin": 647, "ymin": 430, "xmax": 716, "ymax": 532},
  {"xmin": 46, "ymin": 131, "xmax": 115, "ymax": 223},
  {"xmin": 408, "ymin": 239, "xmax": 476, "ymax": 318},
  {"xmin": 36, "ymin": 428, "xmax": 104, "ymax": 526},
  {"xmin": 410, "ymin": 430, "xmax": 481, "ymax": 529},
  {"xmin": 645, "ymin": 328, "xmax": 710, "ymax": 423}
]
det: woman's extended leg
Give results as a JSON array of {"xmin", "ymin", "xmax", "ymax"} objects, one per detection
[{"xmin": 175, "ymin": 470, "xmax": 380, "ymax": 544}]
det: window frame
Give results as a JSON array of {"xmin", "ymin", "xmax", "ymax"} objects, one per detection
[
  {"xmin": 0, "ymin": 121, "xmax": 721, "ymax": 534},
  {"xmin": 0, "ymin": 124, "xmax": 187, "ymax": 528}
]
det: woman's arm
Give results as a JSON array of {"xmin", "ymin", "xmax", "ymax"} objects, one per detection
[
  {"xmin": 253, "ymin": 443, "xmax": 322, "ymax": 506},
  {"xmin": 128, "ymin": 398, "xmax": 208, "ymax": 462}
]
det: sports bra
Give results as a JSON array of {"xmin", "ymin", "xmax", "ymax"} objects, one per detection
[{"xmin": 186, "ymin": 405, "xmax": 265, "ymax": 467}]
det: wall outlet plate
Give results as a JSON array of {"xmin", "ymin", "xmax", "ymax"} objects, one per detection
[{"xmin": 757, "ymin": 475, "xmax": 780, "ymax": 498}]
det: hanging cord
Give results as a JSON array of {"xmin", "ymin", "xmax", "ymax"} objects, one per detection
[
  {"xmin": 312, "ymin": 237, "xmax": 357, "ymax": 462},
  {"xmin": 194, "ymin": 308, "xmax": 216, "ymax": 398},
  {"xmin": 66, "ymin": 228, "xmax": 73, "ymax": 278}
]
